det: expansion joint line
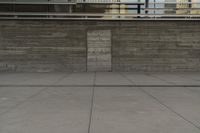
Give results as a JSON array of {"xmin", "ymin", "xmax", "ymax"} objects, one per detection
[
  {"xmin": 121, "ymin": 73, "xmax": 200, "ymax": 130},
  {"xmin": 145, "ymin": 73, "xmax": 175, "ymax": 85},
  {"xmin": 139, "ymin": 87, "xmax": 200, "ymax": 130},
  {"xmin": 88, "ymin": 72, "xmax": 96, "ymax": 133},
  {"xmin": 0, "ymin": 73, "xmax": 72, "ymax": 116},
  {"xmin": 119, "ymin": 72, "xmax": 136, "ymax": 85}
]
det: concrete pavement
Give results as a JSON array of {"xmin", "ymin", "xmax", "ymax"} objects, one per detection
[{"xmin": 0, "ymin": 72, "xmax": 200, "ymax": 133}]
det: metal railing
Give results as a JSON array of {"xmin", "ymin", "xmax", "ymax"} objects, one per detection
[{"xmin": 0, "ymin": 0, "xmax": 200, "ymax": 20}]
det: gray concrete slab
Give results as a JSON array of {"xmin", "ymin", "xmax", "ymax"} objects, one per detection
[
  {"xmin": 0, "ymin": 73, "xmax": 68, "ymax": 85},
  {"xmin": 56, "ymin": 72, "xmax": 94, "ymax": 85},
  {"xmin": 90, "ymin": 87, "xmax": 200, "ymax": 133},
  {"xmin": 143, "ymin": 87, "xmax": 200, "ymax": 128},
  {"xmin": 189, "ymin": 87, "xmax": 200, "ymax": 94},
  {"xmin": 0, "ymin": 73, "xmax": 200, "ymax": 133},
  {"xmin": 122, "ymin": 73, "xmax": 171, "ymax": 85},
  {"xmin": 0, "ymin": 87, "xmax": 44, "ymax": 114},
  {"xmin": 0, "ymin": 87, "xmax": 92, "ymax": 133},
  {"xmin": 149, "ymin": 73, "xmax": 200, "ymax": 85},
  {"xmin": 179, "ymin": 73, "xmax": 200, "ymax": 82},
  {"xmin": 95, "ymin": 72, "xmax": 132, "ymax": 85},
  {"xmin": 20, "ymin": 73, "xmax": 68, "ymax": 85},
  {"xmin": 0, "ymin": 72, "xmax": 200, "ymax": 86},
  {"xmin": 0, "ymin": 73, "xmax": 29, "ymax": 85}
]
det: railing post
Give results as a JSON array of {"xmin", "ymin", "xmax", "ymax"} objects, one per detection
[
  {"xmin": 188, "ymin": 0, "xmax": 191, "ymax": 14},
  {"xmin": 145, "ymin": 0, "xmax": 149, "ymax": 14},
  {"xmin": 137, "ymin": 0, "xmax": 141, "ymax": 18},
  {"xmin": 68, "ymin": 0, "xmax": 73, "ymax": 13},
  {"xmin": 83, "ymin": 0, "xmax": 86, "ymax": 12}
]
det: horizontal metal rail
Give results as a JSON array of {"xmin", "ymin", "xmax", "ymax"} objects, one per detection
[
  {"xmin": 0, "ymin": 1, "xmax": 145, "ymax": 5},
  {"xmin": 0, "ymin": 16, "xmax": 200, "ymax": 20},
  {"xmin": 0, "ymin": 12, "xmax": 200, "ymax": 17},
  {"xmin": 144, "ymin": 8, "xmax": 200, "ymax": 10},
  {"xmin": 76, "ymin": 2, "xmax": 144, "ymax": 4},
  {"xmin": 1, "ymin": 12, "xmax": 200, "ymax": 16},
  {"xmin": 1, "ymin": 1, "xmax": 200, "ymax": 4},
  {"xmin": 0, "ymin": 2, "xmax": 76, "ymax": 5},
  {"xmin": 148, "ymin": 2, "xmax": 200, "ymax": 4}
]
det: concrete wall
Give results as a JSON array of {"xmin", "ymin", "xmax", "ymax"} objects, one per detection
[
  {"xmin": 0, "ymin": 20, "xmax": 200, "ymax": 72},
  {"xmin": 112, "ymin": 21, "xmax": 200, "ymax": 72},
  {"xmin": 0, "ymin": 21, "xmax": 87, "ymax": 72}
]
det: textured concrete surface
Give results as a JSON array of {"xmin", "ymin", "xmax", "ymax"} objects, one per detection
[
  {"xmin": 1, "ymin": 21, "xmax": 200, "ymax": 72},
  {"xmin": 90, "ymin": 87, "xmax": 200, "ymax": 133},
  {"xmin": 87, "ymin": 30, "xmax": 112, "ymax": 72},
  {"xmin": 0, "ymin": 72, "xmax": 200, "ymax": 133},
  {"xmin": 0, "ymin": 72, "xmax": 199, "ymax": 86},
  {"xmin": 0, "ymin": 87, "xmax": 92, "ymax": 133}
]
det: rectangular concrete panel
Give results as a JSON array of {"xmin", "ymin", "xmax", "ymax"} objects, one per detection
[
  {"xmin": 0, "ymin": 87, "xmax": 92, "ymax": 133},
  {"xmin": 87, "ymin": 30, "xmax": 111, "ymax": 72},
  {"xmin": 90, "ymin": 87, "xmax": 200, "ymax": 133},
  {"xmin": 143, "ymin": 87, "xmax": 200, "ymax": 128}
]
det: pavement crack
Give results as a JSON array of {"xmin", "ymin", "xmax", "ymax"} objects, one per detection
[
  {"xmin": 139, "ymin": 87, "xmax": 200, "ymax": 131},
  {"xmin": 145, "ymin": 73, "xmax": 175, "ymax": 85},
  {"xmin": 119, "ymin": 72, "xmax": 136, "ymax": 85},
  {"xmin": 88, "ymin": 72, "xmax": 96, "ymax": 133},
  {"xmin": 120, "ymin": 73, "xmax": 200, "ymax": 130},
  {"xmin": 0, "ymin": 73, "xmax": 72, "ymax": 116}
]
